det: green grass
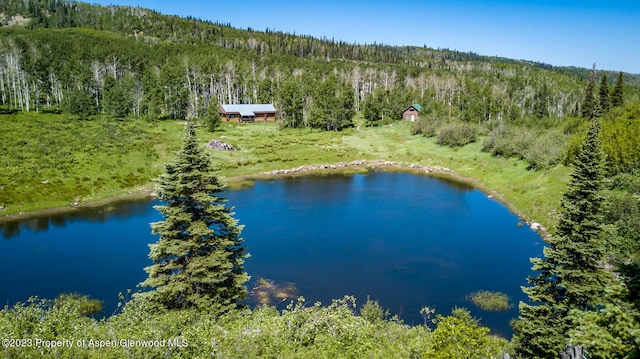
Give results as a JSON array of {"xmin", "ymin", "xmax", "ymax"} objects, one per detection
[
  {"xmin": 467, "ymin": 290, "xmax": 513, "ymax": 312},
  {"xmin": 0, "ymin": 113, "xmax": 183, "ymax": 214},
  {"xmin": 1, "ymin": 115, "xmax": 569, "ymax": 231}
]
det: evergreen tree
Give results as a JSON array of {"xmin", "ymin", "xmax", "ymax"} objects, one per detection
[
  {"xmin": 598, "ymin": 74, "xmax": 610, "ymax": 112},
  {"xmin": 611, "ymin": 72, "xmax": 624, "ymax": 107},
  {"xmin": 533, "ymin": 83, "xmax": 550, "ymax": 119},
  {"xmin": 65, "ymin": 87, "xmax": 97, "ymax": 120},
  {"xmin": 140, "ymin": 122, "xmax": 249, "ymax": 314},
  {"xmin": 204, "ymin": 99, "xmax": 222, "ymax": 132},
  {"xmin": 515, "ymin": 118, "xmax": 614, "ymax": 358},
  {"xmin": 581, "ymin": 67, "xmax": 596, "ymax": 119},
  {"xmin": 362, "ymin": 87, "xmax": 383, "ymax": 125},
  {"xmin": 103, "ymin": 76, "xmax": 133, "ymax": 119}
]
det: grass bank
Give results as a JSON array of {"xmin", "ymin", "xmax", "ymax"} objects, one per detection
[{"xmin": 0, "ymin": 114, "xmax": 569, "ymax": 230}]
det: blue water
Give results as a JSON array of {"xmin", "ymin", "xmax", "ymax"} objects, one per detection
[{"xmin": 0, "ymin": 171, "xmax": 544, "ymax": 337}]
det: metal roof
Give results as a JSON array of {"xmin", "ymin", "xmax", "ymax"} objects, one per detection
[{"xmin": 220, "ymin": 104, "xmax": 276, "ymax": 117}]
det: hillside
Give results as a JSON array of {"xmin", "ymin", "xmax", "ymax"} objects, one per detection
[
  {"xmin": 1, "ymin": 2, "xmax": 640, "ymax": 358},
  {"xmin": 1, "ymin": 0, "xmax": 638, "ymax": 125}
]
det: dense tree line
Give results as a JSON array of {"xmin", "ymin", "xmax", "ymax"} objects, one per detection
[{"xmin": 3, "ymin": 0, "xmax": 634, "ymax": 131}]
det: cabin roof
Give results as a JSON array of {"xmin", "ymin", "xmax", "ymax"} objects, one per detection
[
  {"xmin": 402, "ymin": 104, "xmax": 422, "ymax": 113},
  {"xmin": 220, "ymin": 104, "xmax": 276, "ymax": 116}
]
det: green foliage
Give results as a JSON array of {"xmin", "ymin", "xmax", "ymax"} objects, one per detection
[
  {"xmin": 426, "ymin": 308, "xmax": 509, "ymax": 359},
  {"xmin": 102, "ymin": 75, "xmax": 133, "ymax": 119},
  {"xmin": 483, "ymin": 124, "xmax": 568, "ymax": 170},
  {"xmin": 436, "ymin": 121, "xmax": 478, "ymax": 147},
  {"xmin": 204, "ymin": 98, "xmax": 222, "ymax": 131},
  {"xmin": 522, "ymin": 128, "xmax": 568, "ymax": 170},
  {"xmin": 359, "ymin": 297, "xmax": 390, "ymax": 324},
  {"xmin": 64, "ymin": 87, "xmax": 97, "ymax": 120},
  {"xmin": 0, "ymin": 113, "xmax": 180, "ymax": 214},
  {"xmin": 308, "ymin": 75, "xmax": 354, "ymax": 131},
  {"xmin": 568, "ymin": 285, "xmax": 640, "ymax": 359},
  {"xmin": 140, "ymin": 121, "xmax": 249, "ymax": 314},
  {"xmin": 467, "ymin": 291, "xmax": 513, "ymax": 312},
  {"xmin": 0, "ymin": 294, "xmax": 512, "ymax": 358},
  {"xmin": 410, "ymin": 104, "xmax": 448, "ymax": 137},
  {"xmin": 581, "ymin": 68, "xmax": 597, "ymax": 119},
  {"xmin": 598, "ymin": 74, "xmax": 610, "ymax": 112},
  {"xmin": 277, "ymin": 77, "xmax": 304, "ymax": 128},
  {"xmin": 361, "ymin": 87, "xmax": 385, "ymax": 125},
  {"xmin": 483, "ymin": 124, "xmax": 537, "ymax": 159},
  {"xmin": 611, "ymin": 72, "xmax": 625, "ymax": 107},
  {"xmin": 515, "ymin": 118, "xmax": 616, "ymax": 358},
  {"xmin": 566, "ymin": 102, "xmax": 640, "ymax": 174}
]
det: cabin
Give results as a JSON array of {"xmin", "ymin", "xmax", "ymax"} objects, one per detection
[
  {"xmin": 401, "ymin": 104, "xmax": 422, "ymax": 121},
  {"xmin": 218, "ymin": 104, "xmax": 277, "ymax": 123}
]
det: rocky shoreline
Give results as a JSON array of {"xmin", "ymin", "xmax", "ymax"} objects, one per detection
[
  {"xmin": 1, "ymin": 159, "xmax": 548, "ymax": 235},
  {"xmin": 259, "ymin": 159, "xmax": 453, "ymax": 176},
  {"xmin": 260, "ymin": 160, "xmax": 548, "ymax": 235}
]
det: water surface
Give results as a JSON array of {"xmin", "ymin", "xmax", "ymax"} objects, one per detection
[{"xmin": 0, "ymin": 171, "xmax": 544, "ymax": 336}]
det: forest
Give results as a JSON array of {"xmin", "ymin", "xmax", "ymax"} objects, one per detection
[{"xmin": 1, "ymin": 0, "xmax": 640, "ymax": 357}]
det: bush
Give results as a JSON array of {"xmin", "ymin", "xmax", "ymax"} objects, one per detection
[
  {"xmin": 523, "ymin": 129, "xmax": 568, "ymax": 170},
  {"xmin": 411, "ymin": 116, "xmax": 444, "ymax": 137},
  {"xmin": 360, "ymin": 296, "xmax": 390, "ymax": 324},
  {"xmin": 436, "ymin": 121, "xmax": 478, "ymax": 147},
  {"xmin": 483, "ymin": 124, "xmax": 537, "ymax": 159}
]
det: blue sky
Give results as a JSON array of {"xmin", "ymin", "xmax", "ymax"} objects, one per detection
[{"xmin": 89, "ymin": 0, "xmax": 640, "ymax": 74}]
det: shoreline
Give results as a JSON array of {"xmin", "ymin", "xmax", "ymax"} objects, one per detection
[{"xmin": 0, "ymin": 159, "xmax": 546, "ymax": 234}]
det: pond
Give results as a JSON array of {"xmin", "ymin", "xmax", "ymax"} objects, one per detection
[{"xmin": 0, "ymin": 171, "xmax": 544, "ymax": 337}]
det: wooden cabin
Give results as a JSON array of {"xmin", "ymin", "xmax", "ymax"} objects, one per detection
[
  {"xmin": 219, "ymin": 104, "xmax": 276, "ymax": 123},
  {"xmin": 401, "ymin": 104, "xmax": 422, "ymax": 121}
]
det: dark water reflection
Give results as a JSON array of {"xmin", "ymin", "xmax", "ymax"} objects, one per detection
[
  {"xmin": 0, "ymin": 171, "xmax": 544, "ymax": 338},
  {"xmin": 1, "ymin": 198, "xmax": 154, "ymax": 239}
]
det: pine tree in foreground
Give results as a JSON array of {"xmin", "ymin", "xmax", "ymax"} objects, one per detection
[
  {"xmin": 514, "ymin": 118, "xmax": 615, "ymax": 358},
  {"xmin": 140, "ymin": 121, "xmax": 249, "ymax": 314}
]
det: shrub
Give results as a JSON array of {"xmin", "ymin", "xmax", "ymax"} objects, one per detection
[
  {"xmin": 483, "ymin": 124, "xmax": 537, "ymax": 159},
  {"xmin": 360, "ymin": 296, "xmax": 389, "ymax": 324},
  {"xmin": 411, "ymin": 116, "xmax": 444, "ymax": 137},
  {"xmin": 523, "ymin": 128, "xmax": 568, "ymax": 170},
  {"xmin": 436, "ymin": 122, "xmax": 478, "ymax": 147}
]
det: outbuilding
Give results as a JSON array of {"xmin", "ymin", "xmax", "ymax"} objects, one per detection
[{"xmin": 401, "ymin": 104, "xmax": 422, "ymax": 121}]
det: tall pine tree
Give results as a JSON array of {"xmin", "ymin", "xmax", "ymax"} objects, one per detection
[
  {"xmin": 611, "ymin": 72, "xmax": 624, "ymax": 107},
  {"xmin": 140, "ymin": 121, "xmax": 249, "ymax": 314},
  {"xmin": 514, "ymin": 118, "xmax": 614, "ymax": 358}
]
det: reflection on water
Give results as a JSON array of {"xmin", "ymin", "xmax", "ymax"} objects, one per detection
[
  {"xmin": 0, "ymin": 171, "xmax": 543, "ymax": 338},
  {"xmin": 1, "ymin": 197, "xmax": 154, "ymax": 239}
]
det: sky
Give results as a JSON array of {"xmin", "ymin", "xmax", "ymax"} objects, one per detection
[{"xmin": 89, "ymin": 0, "xmax": 640, "ymax": 74}]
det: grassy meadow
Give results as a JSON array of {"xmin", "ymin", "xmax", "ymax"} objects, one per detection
[{"xmin": 1, "ymin": 113, "xmax": 570, "ymax": 230}]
